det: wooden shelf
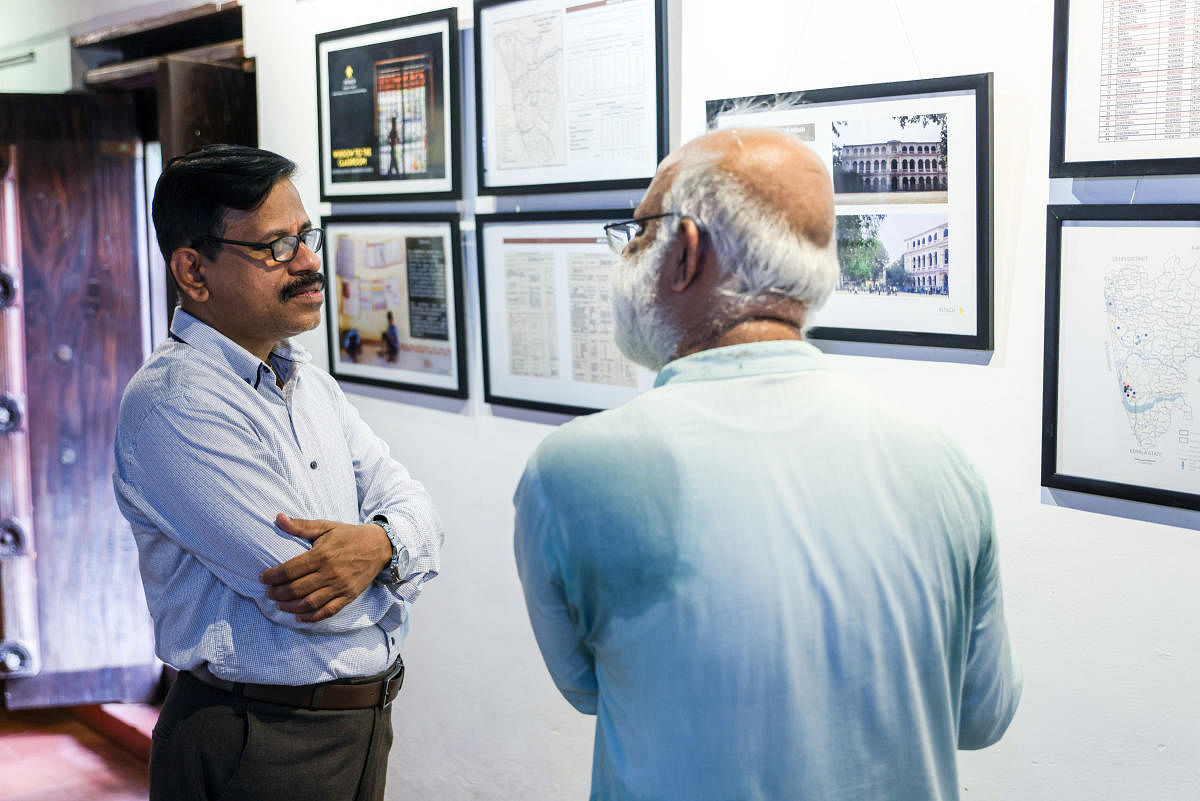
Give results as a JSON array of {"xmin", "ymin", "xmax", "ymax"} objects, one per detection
[{"xmin": 84, "ymin": 39, "xmax": 247, "ymax": 90}]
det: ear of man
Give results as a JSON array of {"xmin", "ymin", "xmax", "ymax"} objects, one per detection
[
  {"xmin": 170, "ymin": 248, "xmax": 210, "ymax": 304},
  {"xmin": 667, "ymin": 217, "xmax": 705, "ymax": 294}
]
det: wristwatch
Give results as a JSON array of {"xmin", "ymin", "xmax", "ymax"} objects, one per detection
[{"xmin": 373, "ymin": 515, "xmax": 410, "ymax": 585}]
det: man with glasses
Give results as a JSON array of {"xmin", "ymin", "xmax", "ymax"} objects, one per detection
[
  {"xmin": 113, "ymin": 145, "xmax": 443, "ymax": 801},
  {"xmin": 514, "ymin": 128, "xmax": 1020, "ymax": 801}
]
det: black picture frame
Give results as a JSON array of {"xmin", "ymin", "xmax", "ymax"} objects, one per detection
[
  {"xmin": 707, "ymin": 73, "xmax": 994, "ymax": 350},
  {"xmin": 316, "ymin": 9, "xmax": 462, "ymax": 201},
  {"xmin": 476, "ymin": 210, "xmax": 656, "ymax": 415},
  {"xmin": 473, "ymin": 0, "xmax": 668, "ymax": 195},
  {"xmin": 1049, "ymin": 0, "xmax": 1200, "ymax": 178},
  {"xmin": 321, "ymin": 213, "xmax": 468, "ymax": 399},
  {"xmin": 1042, "ymin": 204, "xmax": 1200, "ymax": 511}
]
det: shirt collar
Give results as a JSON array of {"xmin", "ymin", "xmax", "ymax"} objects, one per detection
[
  {"xmin": 169, "ymin": 308, "xmax": 312, "ymax": 387},
  {"xmin": 654, "ymin": 339, "xmax": 825, "ymax": 388}
]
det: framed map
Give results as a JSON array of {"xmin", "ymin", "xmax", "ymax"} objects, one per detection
[
  {"xmin": 1050, "ymin": 0, "xmax": 1200, "ymax": 177},
  {"xmin": 316, "ymin": 10, "xmax": 461, "ymax": 201},
  {"xmin": 706, "ymin": 73, "xmax": 993, "ymax": 350},
  {"xmin": 1043, "ymin": 205, "xmax": 1200, "ymax": 511},
  {"xmin": 322, "ymin": 214, "xmax": 467, "ymax": 398},
  {"xmin": 473, "ymin": 0, "xmax": 667, "ymax": 195},
  {"xmin": 476, "ymin": 211, "xmax": 656, "ymax": 414}
]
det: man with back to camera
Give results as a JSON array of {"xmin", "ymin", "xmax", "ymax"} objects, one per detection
[
  {"xmin": 513, "ymin": 128, "xmax": 1021, "ymax": 801},
  {"xmin": 113, "ymin": 145, "xmax": 443, "ymax": 801}
]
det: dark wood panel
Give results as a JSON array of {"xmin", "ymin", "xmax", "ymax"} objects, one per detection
[
  {"xmin": 157, "ymin": 59, "xmax": 257, "ymax": 161},
  {"xmin": 0, "ymin": 94, "xmax": 156, "ymax": 709}
]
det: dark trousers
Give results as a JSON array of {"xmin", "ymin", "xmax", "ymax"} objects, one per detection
[{"xmin": 150, "ymin": 671, "xmax": 394, "ymax": 801}]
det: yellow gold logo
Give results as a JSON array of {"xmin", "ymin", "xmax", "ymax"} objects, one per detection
[{"xmin": 345, "ymin": 65, "xmax": 354, "ymax": 80}]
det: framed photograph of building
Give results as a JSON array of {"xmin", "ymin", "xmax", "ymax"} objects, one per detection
[
  {"xmin": 473, "ymin": 0, "xmax": 668, "ymax": 195},
  {"xmin": 476, "ymin": 211, "xmax": 657, "ymax": 414},
  {"xmin": 321, "ymin": 214, "xmax": 467, "ymax": 398},
  {"xmin": 1050, "ymin": 0, "xmax": 1200, "ymax": 177},
  {"xmin": 316, "ymin": 10, "xmax": 461, "ymax": 201},
  {"xmin": 1043, "ymin": 204, "xmax": 1200, "ymax": 511},
  {"xmin": 706, "ymin": 73, "xmax": 993, "ymax": 349}
]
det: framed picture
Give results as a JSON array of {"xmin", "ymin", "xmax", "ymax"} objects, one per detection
[
  {"xmin": 322, "ymin": 214, "xmax": 467, "ymax": 398},
  {"xmin": 476, "ymin": 210, "xmax": 657, "ymax": 414},
  {"xmin": 316, "ymin": 9, "xmax": 461, "ymax": 201},
  {"xmin": 1050, "ymin": 0, "xmax": 1200, "ymax": 178},
  {"xmin": 1043, "ymin": 204, "xmax": 1200, "ymax": 511},
  {"xmin": 473, "ymin": 0, "xmax": 668, "ymax": 195},
  {"xmin": 706, "ymin": 73, "xmax": 993, "ymax": 350}
]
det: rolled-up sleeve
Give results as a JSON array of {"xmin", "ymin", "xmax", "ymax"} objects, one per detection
[{"xmin": 340, "ymin": 386, "xmax": 443, "ymax": 605}]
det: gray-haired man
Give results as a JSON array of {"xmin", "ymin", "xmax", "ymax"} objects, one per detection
[{"xmin": 514, "ymin": 128, "xmax": 1020, "ymax": 801}]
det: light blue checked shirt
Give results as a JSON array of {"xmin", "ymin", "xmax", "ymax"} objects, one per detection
[
  {"xmin": 514, "ymin": 340, "xmax": 1020, "ymax": 801},
  {"xmin": 114, "ymin": 310, "xmax": 443, "ymax": 684}
]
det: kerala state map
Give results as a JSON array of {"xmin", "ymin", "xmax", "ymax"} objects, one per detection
[
  {"xmin": 492, "ymin": 10, "xmax": 567, "ymax": 170},
  {"xmin": 1103, "ymin": 253, "xmax": 1200, "ymax": 468}
]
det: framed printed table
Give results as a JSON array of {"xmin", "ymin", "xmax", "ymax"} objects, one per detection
[
  {"xmin": 473, "ymin": 0, "xmax": 668, "ymax": 195},
  {"xmin": 316, "ymin": 9, "xmax": 461, "ymax": 201},
  {"xmin": 706, "ymin": 73, "xmax": 993, "ymax": 350},
  {"xmin": 322, "ymin": 214, "xmax": 467, "ymax": 398},
  {"xmin": 1043, "ymin": 204, "xmax": 1200, "ymax": 511},
  {"xmin": 476, "ymin": 211, "xmax": 656, "ymax": 414},
  {"xmin": 1050, "ymin": 0, "xmax": 1200, "ymax": 177}
]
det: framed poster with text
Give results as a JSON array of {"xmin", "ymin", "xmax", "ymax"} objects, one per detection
[
  {"xmin": 1043, "ymin": 204, "xmax": 1200, "ymax": 511},
  {"xmin": 316, "ymin": 10, "xmax": 461, "ymax": 201},
  {"xmin": 322, "ymin": 214, "xmax": 467, "ymax": 398},
  {"xmin": 707, "ymin": 73, "xmax": 993, "ymax": 349},
  {"xmin": 473, "ymin": 0, "xmax": 668, "ymax": 195},
  {"xmin": 1050, "ymin": 0, "xmax": 1200, "ymax": 177},
  {"xmin": 476, "ymin": 211, "xmax": 657, "ymax": 414}
]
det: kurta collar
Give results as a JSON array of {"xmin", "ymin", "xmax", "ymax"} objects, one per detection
[{"xmin": 654, "ymin": 339, "xmax": 825, "ymax": 389}]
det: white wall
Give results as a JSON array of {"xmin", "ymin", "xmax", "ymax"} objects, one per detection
[
  {"xmin": 246, "ymin": 0, "xmax": 1200, "ymax": 799},
  {"xmin": 0, "ymin": 0, "xmax": 199, "ymax": 93}
]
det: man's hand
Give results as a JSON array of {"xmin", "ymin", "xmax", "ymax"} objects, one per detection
[{"xmin": 259, "ymin": 513, "xmax": 392, "ymax": 623}]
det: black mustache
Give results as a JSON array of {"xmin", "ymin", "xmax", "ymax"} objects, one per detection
[{"xmin": 280, "ymin": 272, "xmax": 326, "ymax": 301}]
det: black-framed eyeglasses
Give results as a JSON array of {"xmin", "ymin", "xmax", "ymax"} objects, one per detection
[
  {"xmin": 194, "ymin": 228, "xmax": 325, "ymax": 263},
  {"xmin": 602, "ymin": 212, "xmax": 688, "ymax": 256}
]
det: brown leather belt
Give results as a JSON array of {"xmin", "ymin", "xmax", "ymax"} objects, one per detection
[{"xmin": 186, "ymin": 659, "xmax": 404, "ymax": 710}]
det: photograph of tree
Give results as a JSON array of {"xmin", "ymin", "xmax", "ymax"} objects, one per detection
[{"xmin": 836, "ymin": 212, "xmax": 951, "ymax": 295}]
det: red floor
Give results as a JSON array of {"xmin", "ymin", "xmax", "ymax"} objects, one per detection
[{"xmin": 0, "ymin": 707, "xmax": 149, "ymax": 801}]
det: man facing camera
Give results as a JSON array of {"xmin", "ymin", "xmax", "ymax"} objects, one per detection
[
  {"xmin": 114, "ymin": 145, "xmax": 443, "ymax": 801},
  {"xmin": 513, "ymin": 128, "xmax": 1020, "ymax": 801}
]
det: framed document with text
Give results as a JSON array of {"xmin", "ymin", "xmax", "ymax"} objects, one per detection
[
  {"xmin": 1043, "ymin": 205, "xmax": 1200, "ymax": 511},
  {"xmin": 473, "ymin": 0, "xmax": 668, "ymax": 195},
  {"xmin": 316, "ymin": 10, "xmax": 461, "ymax": 201},
  {"xmin": 476, "ymin": 211, "xmax": 656, "ymax": 414},
  {"xmin": 321, "ymin": 214, "xmax": 467, "ymax": 398},
  {"xmin": 707, "ymin": 73, "xmax": 993, "ymax": 350},
  {"xmin": 1050, "ymin": 0, "xmax": 1200, "ymax": 177}
]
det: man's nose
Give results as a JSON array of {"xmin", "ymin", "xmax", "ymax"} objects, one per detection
[{"xmin": 289, "ymin": 241, "xmax": 321, "ymax": 272}]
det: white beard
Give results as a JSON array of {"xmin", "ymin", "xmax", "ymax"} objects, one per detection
[{"xmin": 612, "ymin": 234, "xmax": 684, "ymax": 371}]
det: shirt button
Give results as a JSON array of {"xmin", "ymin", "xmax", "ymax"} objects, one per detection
[
  {"xmin": 310, "ymin": 460, "xmax": 318, "ymax": 470},
  {"xmin": 390, "ymin": 637, "xmax": 396, "ymax": 646}
]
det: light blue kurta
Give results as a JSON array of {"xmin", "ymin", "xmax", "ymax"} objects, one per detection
[{"xmin": 514, "ymin": 340, "xmax": 1020, "ymax": 801}]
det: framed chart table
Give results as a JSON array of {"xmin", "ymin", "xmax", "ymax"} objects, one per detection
[
  {"xmin": 1051, "ymin": 0, "xmax": 1200, "ymax": 176},
  {"xmin": 476, "ymin": 211, "xmax": 656, "ymax": 414},
  {"xmin": 474, "ymin": 0, "xmax": 668, "ymax": 194},
  {"xmin": 1043, "ymin": 204, "xmax": 1200, "ymax": 510}
]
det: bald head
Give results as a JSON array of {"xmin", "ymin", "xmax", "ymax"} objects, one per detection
[{"xmin": 657, "ymin": 128, "xmax": 834, "ymax": 249}]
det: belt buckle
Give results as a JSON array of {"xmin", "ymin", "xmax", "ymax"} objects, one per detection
[{"xmin": 380, "ymin": 661, "xmax": 404, "ymax": 709}]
